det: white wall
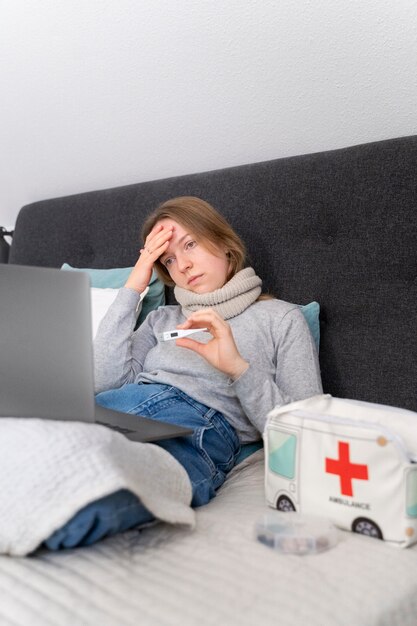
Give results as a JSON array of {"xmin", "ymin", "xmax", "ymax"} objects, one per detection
[{"xmin": 1, "ymin": 0, "xmax": 417, "ymax": 227}]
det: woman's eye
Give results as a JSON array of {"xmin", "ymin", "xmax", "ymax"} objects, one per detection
[
  {"xmin": 164, "ymin": 257, "xmax": 174, "ymax": 267},
  {"xmin": 185, "ymin": 240, "xmax": 197, "ymax": 251}
]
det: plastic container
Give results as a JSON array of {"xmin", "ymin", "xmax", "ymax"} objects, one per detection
[{"xmin": 255, "ymin": 511, "xmax": 338, "ymax": 555}]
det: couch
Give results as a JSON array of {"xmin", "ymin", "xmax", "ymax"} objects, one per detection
[{"xmin": 1, "ymin": 135, "xmax": 417, "ymax": 625}]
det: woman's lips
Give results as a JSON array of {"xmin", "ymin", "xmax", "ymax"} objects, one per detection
[{"xmin": 188, "ymin": 274, "xmax": 202, "ymax": 285}]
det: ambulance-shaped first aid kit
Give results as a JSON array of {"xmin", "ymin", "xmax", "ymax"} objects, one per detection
[{"xmin": 264, "ymin": 394, "xmax": 417, "ymax": 547}]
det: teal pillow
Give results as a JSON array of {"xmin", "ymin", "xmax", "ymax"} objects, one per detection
[
  {"xmin": 299, "ymin": 301, "xmax": 320, "ymax": 350},
  {"xmin": 61, "ymin": 265, "xmax": 318, "ymax": 345},
  {"xmin": 61, "ymin": 264, "xmax": 165, "ymax": 325}
]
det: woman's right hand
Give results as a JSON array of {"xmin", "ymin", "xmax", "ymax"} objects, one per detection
[{"xmin": 124, "ymin": 223, "xmax": 173, "ymax": 293}]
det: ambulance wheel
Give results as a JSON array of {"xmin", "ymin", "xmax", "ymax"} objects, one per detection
[
  {"xmin": 276, "ymin": 496, "xmax": 296, "ymax": 512},
  {"xmin": 352, "ymin": 517, "xmax": 383, "ymax": 540}
]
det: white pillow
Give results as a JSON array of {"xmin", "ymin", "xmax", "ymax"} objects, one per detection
[{"xmin": 90, "ymin": 288, "xmax": 119, "ymax": 338}]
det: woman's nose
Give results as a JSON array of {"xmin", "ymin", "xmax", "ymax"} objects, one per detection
[{"xmin": 176, "ymin": 252, "xmax": 192, "ymax": 272}]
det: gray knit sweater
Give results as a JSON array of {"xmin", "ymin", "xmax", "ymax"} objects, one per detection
[{"xmin": 94, "ymin": 288, "xmax": 322, "ymax": 442}]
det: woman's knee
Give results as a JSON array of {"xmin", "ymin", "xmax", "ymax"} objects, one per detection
[{"xmin": 95, "ymin": 384, "xmax": 142, "ymax": 412}]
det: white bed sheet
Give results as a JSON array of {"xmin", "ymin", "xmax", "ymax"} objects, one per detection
[{"xmin": 1, "ymin": 450, "xmax": 417, "ymax": 626}]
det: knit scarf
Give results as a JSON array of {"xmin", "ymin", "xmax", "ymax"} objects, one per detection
[{"xmin": 174, "ymin": 267, "xmax": 262, "ymax": 320}]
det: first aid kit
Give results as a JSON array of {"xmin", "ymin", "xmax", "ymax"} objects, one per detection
[{"xmin": 264, "ymin": 394, "xmax": 417, "ymax": 548}]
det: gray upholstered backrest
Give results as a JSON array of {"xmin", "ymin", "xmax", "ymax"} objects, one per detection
[{"xmin": 10, "ymin": 136, "xmax": 417, "ymax": 411}]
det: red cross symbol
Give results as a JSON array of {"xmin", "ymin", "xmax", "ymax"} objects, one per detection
[{"xmin": 325, "ymin": 441, "xmax": 369, "ymax": 497}]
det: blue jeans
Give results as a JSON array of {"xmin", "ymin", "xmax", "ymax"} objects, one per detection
[{"xmin": 44, "ymin": 384, "xmax": 240, "ymax": 550}]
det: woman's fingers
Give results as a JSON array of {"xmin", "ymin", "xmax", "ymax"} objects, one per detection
[
  {"xmin": 144, "ymin": 224, "xmax": 173, "ymax": 259},
  {"xmin": 140, "ymin": 238, "xmax": 170, "ymax": 263},
  {"xmin": 125, "ymin": 225, "xmax": 173, "ymax": 292},
  {"xmin": 176, "ymin": 309, "xmax": 249, "ymax": 379}
]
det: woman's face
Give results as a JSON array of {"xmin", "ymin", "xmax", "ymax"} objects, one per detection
[{"xmin": 157, "ymin": 219, "xmax": 231, "ymax": 293}]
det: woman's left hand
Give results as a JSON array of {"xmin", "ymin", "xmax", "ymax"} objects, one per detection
[{"xmin": 175, "ymin": 309, "xmax": 249, "ymax": 380}]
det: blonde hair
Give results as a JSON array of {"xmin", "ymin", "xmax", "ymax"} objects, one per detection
[{"xmin": 141, "ymin": 196, "xmax": 246, "ymax": 286}]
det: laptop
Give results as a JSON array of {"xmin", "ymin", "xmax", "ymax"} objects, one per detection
[{"xmin": 0, "ymin": 264, "xmax": 192, "ymax": 442}]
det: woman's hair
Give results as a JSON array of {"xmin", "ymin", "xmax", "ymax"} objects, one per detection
[{"xmin": 141, "ymin": 196, "xmax": 247, "ymax": 286}]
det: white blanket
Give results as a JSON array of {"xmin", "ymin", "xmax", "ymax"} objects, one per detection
[
  {"xmin": 1, "ymin": 451, "xmax": 417, "ymax": 626},
  {"xmin": 0, "ymin": 418, "xmax": 195, "ymax": 556}
]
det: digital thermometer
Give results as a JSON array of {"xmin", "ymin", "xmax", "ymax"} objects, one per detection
[{"xmin": 157, "ymin": 328, "xmax": 208, "ymax": 342}]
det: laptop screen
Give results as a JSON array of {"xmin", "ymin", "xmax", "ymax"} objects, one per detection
[{"xmin": 0, "ymin": 264, "xmax": 95, "ymax": 420}]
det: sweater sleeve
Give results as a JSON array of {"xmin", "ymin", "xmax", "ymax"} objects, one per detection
[
  {"xmin": 93, "ymin": 287, "xmax": 157, "ymax": 393},
  {"xmin": 231, "ymin": 307, "xmax": 323, "ymax": 434}
]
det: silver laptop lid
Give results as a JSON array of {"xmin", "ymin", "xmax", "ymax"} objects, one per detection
[{"xmin": 0, "ymin": 264, "xmax": 95, "ymax": 420}]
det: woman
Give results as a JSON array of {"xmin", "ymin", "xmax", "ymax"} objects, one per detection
[{"xmin": 45, "ymin": 196, "xmax": 322, "ymax": 549}]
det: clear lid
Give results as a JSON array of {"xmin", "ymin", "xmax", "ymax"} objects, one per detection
[{"xmin": 255, "ymin": 511, "xmax": 338, "ymax": 555}]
